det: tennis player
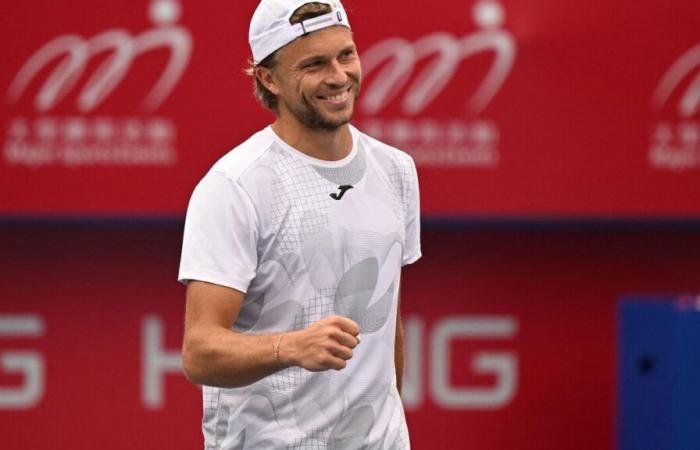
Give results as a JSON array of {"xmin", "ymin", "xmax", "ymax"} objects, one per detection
[{"xmin": 179, "ymin": 1, "xmax": 421, "ymax": 447}]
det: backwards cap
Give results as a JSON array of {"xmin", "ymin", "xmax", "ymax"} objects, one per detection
[{"xmin": 249, "ymin": 0, "xmax": 351, "ymax": 64}]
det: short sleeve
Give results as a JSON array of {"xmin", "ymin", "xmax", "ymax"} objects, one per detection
[
  {"xmin": 402, "ymin": 157, "xmax": 421, "ymax": 266},
  {"xmin": 178, "ymin": 171, "xmax": 259, "ymax": 293}
]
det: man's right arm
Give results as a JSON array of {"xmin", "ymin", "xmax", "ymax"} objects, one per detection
[{"xmin": 182, "ymin": 280, "xmax": 360, "ymax": 388}]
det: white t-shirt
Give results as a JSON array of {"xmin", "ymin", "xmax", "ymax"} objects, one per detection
[{"xmin": 179, "ymin": 124, "xmax": 421, "ymax": 449}]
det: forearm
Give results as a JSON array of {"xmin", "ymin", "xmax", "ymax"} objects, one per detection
[
  {"xmin": 183, "ymin": 325, "xmax": 287, "ymax": 388},
  {"xmin": 183, "ymin": 314, "xmax": 360, "ymax": 387}
]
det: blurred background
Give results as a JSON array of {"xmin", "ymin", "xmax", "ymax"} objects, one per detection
[{"xmin": 2, "ymin": 0, "xmax": 700, "ymax": 448}]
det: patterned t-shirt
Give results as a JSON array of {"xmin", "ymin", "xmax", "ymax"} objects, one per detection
[{"xmin": 179, "ymin": 124, "xmax": 421, "ymax": 450}]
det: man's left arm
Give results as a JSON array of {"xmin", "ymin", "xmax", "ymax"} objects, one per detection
[
  {"xmin": 395, "ymin": 285, "xmax": 404, "ymax": 396},
  {"xmin": 396, "ymin": 155, "xmax": 420, "ymax": 398}
]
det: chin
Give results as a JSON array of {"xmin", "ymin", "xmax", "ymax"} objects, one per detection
[
  {"xmin": 319, "ymin": 112, "xmax": 354, "ymax": 130},
  {"xmin": 287, "ymin": 96, "xmax": 356, "ymax": 131}
]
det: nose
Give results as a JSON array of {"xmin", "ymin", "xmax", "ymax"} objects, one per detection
[{"xmin": 324, "ymin": 59, "xmax": 348, "ymax": 87}]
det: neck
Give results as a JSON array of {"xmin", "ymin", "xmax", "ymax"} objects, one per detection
[{"xmin": 271, "ymin": 113, "xmax": 352, "ymax": 162}]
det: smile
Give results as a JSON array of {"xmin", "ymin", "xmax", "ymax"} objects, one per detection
[{"xmin": 317, "ymin": 87, "xmax": 352, "ymax": 103}]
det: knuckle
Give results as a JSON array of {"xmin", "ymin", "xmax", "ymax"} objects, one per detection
[{"xmin": 325, "ymin": 326, "xmax": 339, "ymax": 336}]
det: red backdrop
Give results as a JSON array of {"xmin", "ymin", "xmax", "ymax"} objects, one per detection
[
  {"xmin": 2, "ymin": 226, "xmax": 700, "ymax": 449},
  {"xmin": 3, "ymin": 0, "xmax": 700, "ymax": 217},
  {"xmin": 4, "ymin": 1, "xmax": 700, "ymax": 449}
]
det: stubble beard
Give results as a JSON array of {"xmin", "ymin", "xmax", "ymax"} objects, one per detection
[{"xmin": 283, "ymin": 79, "xmax": 361, "ymax": 131}]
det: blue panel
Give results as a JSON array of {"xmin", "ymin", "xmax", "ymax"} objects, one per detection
[
  {"xmin": 618, "ymin": 299, "xmax": 674, "ymax": 450},
  {"xmin": 671, "ymin": 302, "xmax": 700, "ymax": 450},
  {"xmin": 619, "ymin": 296, "xmax": 700, "ymax": 450}
]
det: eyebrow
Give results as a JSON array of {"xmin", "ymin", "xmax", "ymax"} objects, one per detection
[{"xmin": 296, "ymin": 45, "xmax": 357, "ymax": 67}]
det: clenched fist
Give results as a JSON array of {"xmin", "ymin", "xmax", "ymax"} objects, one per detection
[{"xmin": 280, "ymin": 315, "xmax": 360, "ymax": 371}]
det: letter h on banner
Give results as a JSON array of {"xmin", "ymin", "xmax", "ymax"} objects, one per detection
[{"xmin": 142, "ymin": 315, "xmax": 182, "ymax": 409}]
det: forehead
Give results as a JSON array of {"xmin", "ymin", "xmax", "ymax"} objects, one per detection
[{"xmin": 277, "ymin": 26, "xmax": 355, "ymax": 64}]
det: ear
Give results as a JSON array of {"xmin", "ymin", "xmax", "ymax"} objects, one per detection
[{"xmin": 255, "ymin": 66, "xmax": 281, "ymax": 96}]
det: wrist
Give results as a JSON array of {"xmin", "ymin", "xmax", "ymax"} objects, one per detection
[{"xmin": 276, "ymin": 332, "xmax": 296, "ymax": 368}]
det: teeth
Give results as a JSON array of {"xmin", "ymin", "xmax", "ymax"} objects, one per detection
[{"xmin": 321, "ymin": 90, "xmax": 349, "ymax": 101}]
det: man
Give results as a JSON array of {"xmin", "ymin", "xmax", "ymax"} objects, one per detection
[{"xmin": 178, "ymin": 0, "xmax": 421, "ymax": 448}]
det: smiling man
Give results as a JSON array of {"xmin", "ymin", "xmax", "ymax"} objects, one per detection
[{"xmin": 178, "ymin": 1, "xmax": 421, "ymax": 448}]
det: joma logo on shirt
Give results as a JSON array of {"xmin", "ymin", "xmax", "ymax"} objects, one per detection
[{"xmin": 330, "ymin": 185, "xmax": 353, "ymax": 200}]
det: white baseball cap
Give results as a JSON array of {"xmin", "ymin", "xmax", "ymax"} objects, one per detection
[{"xmin": 249, "ymin": 0, "xmax": 352, "ymax": 64}]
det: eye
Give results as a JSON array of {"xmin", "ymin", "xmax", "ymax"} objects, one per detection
[
  {"xmin": 339, "ymin": 50, "xmax": 356, "ymax": 61},
  {"xmin": 303, "ymin": 60, "xmax": 323, "ymax": 69}
]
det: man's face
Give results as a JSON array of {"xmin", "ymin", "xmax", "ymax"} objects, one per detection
[{"xmin": 271, "ymin": 26, "xmax": 362, "ymax": 131}]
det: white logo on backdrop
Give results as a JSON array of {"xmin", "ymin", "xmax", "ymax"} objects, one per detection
[
  {"xmin": 4, "ymin": 0, "xmax": 192, "ymax": 168},
  {"xmin": 649, "ymin": 43, "xmax": 700, "ymax": 170},
  {"xmin": 359, "ymin": 0, "xmax": 516, "ymax": 168}
]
